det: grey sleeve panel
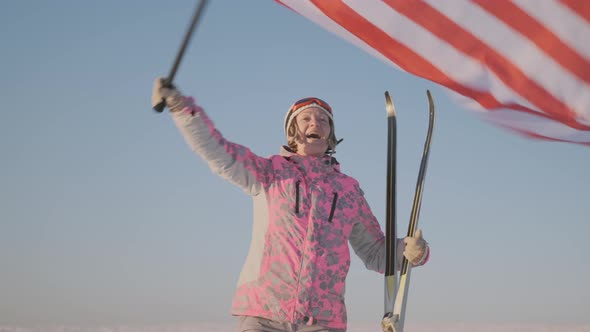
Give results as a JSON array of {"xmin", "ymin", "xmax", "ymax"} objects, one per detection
[
  {"xmin": 172, "ymin": 109, "xmax": 269, "ymax": 196},
  {"xmin": 349, "ymin": 223, "xmax": 405, "ymax": 273},
  {"xmin": 236, "ymin": 192, "xmax": 269, "ymax": 287},
  {"xmin": 349, "ymin": 221, "xmax": 386, "ymax": 273},
  {"xmin": 348, "ymin": 184, "xmax": 409, "ymax": 273},
  {"xmin": 348, "ymin": 187, "xmax": 387, "ymax": 273}
]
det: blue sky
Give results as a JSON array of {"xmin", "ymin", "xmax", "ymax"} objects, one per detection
[{"xmin": 1, "ymin": 0, "xmax": 589, "ymax": 327}]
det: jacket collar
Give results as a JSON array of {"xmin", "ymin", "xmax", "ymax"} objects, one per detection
[{"xmin": 279, "ymin": 146, "xmax": 341, "ymax": 179}]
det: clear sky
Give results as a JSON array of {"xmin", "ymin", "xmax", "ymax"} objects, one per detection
[{"xmin": 1, "ymin": 0, "xmax": 589, "ymax": 328}]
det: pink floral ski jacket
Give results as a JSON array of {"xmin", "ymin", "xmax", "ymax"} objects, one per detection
[{"xmin": 172, "ymin": 99, "xmax": 408, "ymax": 330}]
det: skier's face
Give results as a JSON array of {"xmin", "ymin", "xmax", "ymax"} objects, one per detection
[{"xmin": 294, "ymin": 107, "xmax": 331, "ymax": 157}]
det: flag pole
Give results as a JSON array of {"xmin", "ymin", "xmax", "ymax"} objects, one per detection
[{"xmin": 153, "ymin": 0, "xmax": 209, "ymax": 113}]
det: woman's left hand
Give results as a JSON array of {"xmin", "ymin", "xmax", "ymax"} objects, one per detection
[{"xmin": 403, "ymin": 229, "xmax": 429, "ymax": 265}]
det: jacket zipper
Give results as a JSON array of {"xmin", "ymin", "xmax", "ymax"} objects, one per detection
[
  {"xmin": 328, "ymin": 192, "xmax": 338, "ymax": 222},
  {"xmin": 295, "ymin": 180, "xmax": 301, "ymax": 214}
]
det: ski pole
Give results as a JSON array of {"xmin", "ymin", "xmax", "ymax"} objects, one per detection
[{"xmin": 153, "ymin": 0, "xmax": 209, "ymax": 113}]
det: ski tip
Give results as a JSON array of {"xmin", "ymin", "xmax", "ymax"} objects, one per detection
[
  {"xmin": 426, "ymin": 90, "xmax": 435, "ymax": 114},
  {"xmin": 385, "ymin": 91, "xmax": 397, "ymax": 117}
]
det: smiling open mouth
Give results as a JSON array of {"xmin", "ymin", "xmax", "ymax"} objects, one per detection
[{"xmin": 306, "ymin": 133, "xmax": 321, "ymax": 139}]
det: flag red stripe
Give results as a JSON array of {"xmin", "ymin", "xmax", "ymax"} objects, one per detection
[
  {"xmin": 384, "ymin": 0, "xmax": 588, "ymax": 130},
  {"xmin": 559, "ymin": 0, "xmax": 590, "ymax": 23},
  {"xmin": 276, "ymin": 1, "xmax": 590, "ymax": 143},
  {"xmin": 307, "ymin": 1, "xmax": 500, "ymax": 109},
  {"xmin": 306, "ymin": 2, "xmax": 538, "ymax": 113},
  {"xmin": 309, "ymin": 0, "xmax": 590, "ymax": 130},
  {"xmin": 275, "ymin": 0, "xmax": 296, "ymax": 14},
  {"xmin": 501, "ymin": 125, "xmax": 590, "ymax": 147},
  {"xmin": 474, "ymin": 0, "xmax": 590, "ymax": 85}
]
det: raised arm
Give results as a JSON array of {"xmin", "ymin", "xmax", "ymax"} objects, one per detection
[{"xmin": 152, "ymin": 78, "xmax": 271, "ymax": 196}]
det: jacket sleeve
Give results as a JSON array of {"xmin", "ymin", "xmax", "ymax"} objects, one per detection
[
  {"xmin": 348, "ymin": 185, "xmax": 407, "ymax": 273},
  {"xmin": 171, "ymin": 98, "xmax": 271, "ymax": 196},
  {"xmin": 348, "ymin": 184, "xmax": 386, "ymax": 273}
]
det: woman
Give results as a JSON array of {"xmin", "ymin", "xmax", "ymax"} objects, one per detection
[{"xmin": 151, "ymin": 78, "xmax": 429, "ymax": 332}]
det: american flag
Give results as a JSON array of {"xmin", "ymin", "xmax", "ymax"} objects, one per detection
[{"xmin": 276, "ymin": 0, "xmax": 590, "ymax": 146}]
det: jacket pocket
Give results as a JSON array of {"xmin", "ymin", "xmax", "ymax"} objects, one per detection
[{"xmin": 328, "ymin": 192, "xmax": 338, "ymax": 223}]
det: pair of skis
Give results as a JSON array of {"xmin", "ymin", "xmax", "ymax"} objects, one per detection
[{"xmin": 382, "ymin": 91, "xmax": 435, "ymax": 332}]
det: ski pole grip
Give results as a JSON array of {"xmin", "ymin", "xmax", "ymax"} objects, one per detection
[
  {"xmin": 153, "ymin": 100, "xmax": 166, "ymax": 113},
  {"xmin": 152, "ymin": 80, "xmax": 175, "ymax": 113}
]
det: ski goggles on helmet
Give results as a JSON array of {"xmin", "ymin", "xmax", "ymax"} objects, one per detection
[{"xmin": 289, "ymin": 97, "xmax": 332, "ymax": 115}]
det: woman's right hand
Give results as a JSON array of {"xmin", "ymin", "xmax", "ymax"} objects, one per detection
[{"xmin": 151, "ymin": 77, "xmax": 190, "ymax": 112}]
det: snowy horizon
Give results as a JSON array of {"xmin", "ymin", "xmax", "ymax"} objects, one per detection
[{"xmin": 2, "ymin": 322, "xmax": 590, "ymax": 332}]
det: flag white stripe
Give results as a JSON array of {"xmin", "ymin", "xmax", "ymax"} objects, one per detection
[
  {"xmin": 277, "ymin": 0, "xmax": 590, "ymax": 144},
  {"xmin": 279, "ymin": 0, "xmax": 403, "ymax": 71},
  {"xmin": 449, "ymin": 90, "xmax": 590, "ymax": 142},
  {"xmin": 426, "ymin": 0, "xmax": 590, "ymax": 120},
  {"xmin": 513, "ymin": 0, "xmax": 590, "ymax": 58},
  {"xmin": 480, "ymin": 109, "xmax": 590, "ymax": 143},
  {"xmin": 344, "ymin": 0, "xmax": 539, "ymax": 113},
  {"xmin": 283, "ymin": 0, "xmax": 541, "ymax": 115}
]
